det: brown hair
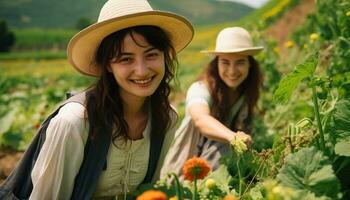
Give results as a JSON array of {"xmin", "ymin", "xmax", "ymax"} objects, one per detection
[
  {"xmin": 202, "ymin": 56, "xmax": 262, "ymax": 131},
  {"xmin": 86, "ymin": 25, "xmax": 177, "ymax": 144}
]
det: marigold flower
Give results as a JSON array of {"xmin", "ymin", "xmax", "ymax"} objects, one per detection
[
  {"xmin": 136, "ymin": 190, "xmax": 167, "ymax": 200},
  {"xmin": 346, "ymin": 11, "xmax": 350, "ymax": 16},
  {"xmin": 310, "ymin": 33, "xmax": 319, "ymax": 41},
  {"xmin": 182, "ymin": 156, "xmax": 211, "ymax": 181},
  {"xmin": 223, "ymin": 194, "xmax": 239, "ymax": 200},
  {"xmin": 169, "ymin": 197, "xmax": 178, "ymax": 200},
  {"xmin": 303, "ymin": 44, "xmax": 308, "ymax": 49},
  {"xmin": 284, "ymin": 40, "xmax": 294, "ymax": 48}
]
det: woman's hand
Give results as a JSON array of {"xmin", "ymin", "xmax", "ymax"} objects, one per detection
[
  {"xmin": 228, "ymin": 131, "xmax": 252, "ymax": 154},
  {"xmin": 235, "ymin": 131, "xmax": 252, "ymax": 147}
]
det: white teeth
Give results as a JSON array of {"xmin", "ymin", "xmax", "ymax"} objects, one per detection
[{"xmin": 132, "ymin": 77, "xmax": 152, "ymax": 84}]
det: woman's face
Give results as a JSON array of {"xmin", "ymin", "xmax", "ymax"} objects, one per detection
[
  {"xmin": 217, "ymin": 54, "xmax": 250, "ymax": 90},
  {"xmin": 108, "ymin": 32, "xmax": 165, "ymax": 100}
]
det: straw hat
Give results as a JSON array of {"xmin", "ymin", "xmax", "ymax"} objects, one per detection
[
  {"xmin": 201, "ymin": 27, "xmax": 263, "ymax": 55},
  {"xmin": 67, "ymin": 0, "xmax": 194, "ymax": 77}
]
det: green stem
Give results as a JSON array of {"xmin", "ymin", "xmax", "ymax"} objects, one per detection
[
  {"xmin": 193, "ymin": 178, "xmax": 198, "ymax": 200},
  {"xmin": 312, "ymin": 86, "xmax": 326, "ymax": 151},
  {"xmin": 171, "ymin": 173, "xmax": 183, "ymax": 200},
  {"xmin": 237, "ymin": 156, "xmax": 243, "ymax": 196}
]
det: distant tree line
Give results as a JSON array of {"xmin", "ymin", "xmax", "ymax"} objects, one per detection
[{"xmin": 0, "ymin": 20, "xmax": 15, "ymax": 52}]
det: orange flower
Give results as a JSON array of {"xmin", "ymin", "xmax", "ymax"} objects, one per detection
[
  {"xmin": 136, "ymin": 190, "xmax": 167, "ymax": 200},
  {"xmin": 223, "ymin": 194, "xmax": 239, "ymax": 200},
  {"xmin": 182, "ymin": 156, "xmax": 211, "ymax": 181}
]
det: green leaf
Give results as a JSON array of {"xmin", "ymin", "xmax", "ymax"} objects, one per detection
[
  {"xmin": 204, "ymin": 165, "xmax": 233, "ymax": 194},
  {"xmin": 249, "ymin": 183, "xmax": 264, "ymax": 200},
  {"xmin": 332, "ymin": 99, "xmax": 350, "ymax": 140},
  {"xmin": 273, "ymin": 54, "xmax": 317, "ymax": 104},
  {"xmin": 334, "ymin": 136, "xmax": 350, "ymax": 156},
  {"xmin": 331, "ymin": 99, "xmax": 350, "ymax": 156},
  {"xmin": 277, "ymin": 147, "xmax": 340, "ymax": 199},
  {"xmin": 0, "ymin": 107, "xmax": 18, "ymax": 135}
]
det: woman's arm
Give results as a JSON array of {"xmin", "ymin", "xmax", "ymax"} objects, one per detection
[
  {"xmin": 188, "ymin": 103, "xmax": 252, "ymax": 144},
  {"xmin": 29, "ymin": 103, "xmax": 87, "ymax": 200}
]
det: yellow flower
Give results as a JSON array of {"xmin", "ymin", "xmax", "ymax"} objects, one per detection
[
  {"xmin": 136, "ymin": 190, "xmax": 167, "ymax": 200},
  {"xmin": 205, "ymin": 178, "xmax": 216, "ymax": 189},
  {"xmin": 346, "ymin": 11, "xmax": 350, "ymax": 16},
  {"xmin": 169, "ymin": 197, "xmax": 178, "ymax": 200},
  {"xmin": 310, "ymin": 33, "xmax": 319, "ymax": 41},
  {"xmin": 303, "ymin": 44, "xmax": 308, "ymax": 49},
  {"xmin": 182, "ymin": 156, "xmax": 211, "ymax": 181},
  {"xmin": 230, "ymin": 133, "xmax": 248, "ymax": 154},
  {"xmin": 273, "ymin": 47, "xmax": 280, "ymax": 54},
  {"xmin": 284, "ymin": 40, "xmax": 294, "ymax": 48}
]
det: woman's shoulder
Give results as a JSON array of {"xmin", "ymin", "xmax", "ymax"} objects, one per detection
[
  {"xmin": 168, "ymin": 105, "xmax": 178, "ymax": 128},
  {"xmin": 58, "ymin": 102, "xmax": 86, "ymax": 120},
  {"xmin": 49, "ymin": 102, "xmax": 88, "ymax": 134},
  {"xmin": 189, "ymin": 80, "xmax": 209, "ymax": 90}
]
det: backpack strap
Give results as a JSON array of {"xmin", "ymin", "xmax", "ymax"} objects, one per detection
[{"xmin": 69, "ymin": 91, "xmax": 111, "ymax": 200}]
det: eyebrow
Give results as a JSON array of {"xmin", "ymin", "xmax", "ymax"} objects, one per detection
[
  {"xmin": 220, "ymin": 58, "xmax": 230, "ymax": 62},
  {"xmin": 236, "ymin": 58, "xmax": 248, "ymax": 63},
  {"xmin": 120, "ymin": 47, "xmax": 157, "ymax": 56}
]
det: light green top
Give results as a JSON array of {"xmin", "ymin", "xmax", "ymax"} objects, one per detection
[{"xmin": 29, "ymin": 102, "xmax": 176, "ymax": 200}]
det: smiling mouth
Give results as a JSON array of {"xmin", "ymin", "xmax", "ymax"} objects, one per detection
[
  {"xmin": 228, "ymin": 76, "xmax": 240, "ymax": 81},
  {"xmin": 130, "ymin": 76, "xmax": 155, "ymax": 85}
]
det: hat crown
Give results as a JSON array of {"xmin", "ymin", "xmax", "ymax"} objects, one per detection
[
  {"xmin": 215, "ymin": 27, "xmax": 254, "ymax": 51},
  {"xmin": 98, "ymin": 0, "xmax": 153, "ymax": 22}
]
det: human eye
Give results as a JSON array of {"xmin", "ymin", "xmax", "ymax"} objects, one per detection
[
  {"xmin": 220, "ymin": 60, "xmax": 230, "ymax": 66},
  {"xmin": 146, "ymin": 51, "xmax": 160, "ymax": 59},
  {"xmin": 236, "ymin": 60, "xmax": 247, "ymax": 66},
  {"xmin": 117, "ymin": 56, "xmax": 133, "ymax": 64}
]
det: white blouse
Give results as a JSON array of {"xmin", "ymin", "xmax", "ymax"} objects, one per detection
[{"xmin": 29, "ymin": 102, "xmax": 176, "ymax": 200}]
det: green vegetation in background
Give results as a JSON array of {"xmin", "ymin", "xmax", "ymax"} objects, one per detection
[
  {"xmin": 13, "ymin": 29, "xmax": 77, "ymax": 51},
  {"xmin": 0, "ymin": 20, "xmax": 15, "ymax": 52},
  {"xmin": 0, "ymin": 0, "xmax": 252, "ymax": 29}
]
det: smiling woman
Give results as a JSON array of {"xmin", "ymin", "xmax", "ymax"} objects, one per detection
[
  {"xmin": 0, "ymin": 0, "xmax": 194, "ymax": 199},
  {"xmin": 161, "ymin": 27, "xmax": 263, "ymax": 178}
]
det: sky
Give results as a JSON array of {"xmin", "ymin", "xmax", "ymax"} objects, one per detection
[{"xmin": 221, "ymin": 0, "xmax": 270, "ymax": 8}]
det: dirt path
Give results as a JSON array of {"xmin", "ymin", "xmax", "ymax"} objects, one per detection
[
  {"xmin": 265, "ymin": 0, "xmax": 316, "ymax": 48},
  {"xmin": 0, "ymin": 150, "xmax": 23, "ymax": 184}
]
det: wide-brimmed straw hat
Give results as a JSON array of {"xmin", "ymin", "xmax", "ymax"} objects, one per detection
[
  {"xmin": 201, "ymin": 27, "xmax": 263, "ymax": 55},
  {"xmin": 67, "ymin": 0, "xmax": 194, "ymax": 77}
]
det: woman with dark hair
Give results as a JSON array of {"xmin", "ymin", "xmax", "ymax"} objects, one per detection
[
  {"xmin": 0, "ymin": 0, "xmax": 193, "ymax": 199},
  {"xmin": 161, "ymin": 27, "xmax": 263, "ymax": 177}
]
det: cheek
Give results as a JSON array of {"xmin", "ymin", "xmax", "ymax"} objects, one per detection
[{"xmin": 218, "ymin": 66, "xmax": 227, "ymax": 80}]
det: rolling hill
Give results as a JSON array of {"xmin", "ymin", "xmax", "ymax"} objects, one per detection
[{"xmin": 0, "ymin": 0, "xmax": 254, "ymax": 29}]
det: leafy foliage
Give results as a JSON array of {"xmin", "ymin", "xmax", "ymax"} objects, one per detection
[
  {"xmin": 330, "ymin": 99, "xmax": 350, "ymax": 156},
  {"xmin": 273, "ymin": 54, "xmax": 317, "ymax": 104},
  {"xmin": 277, "ymin": 147, "xmax": 341, "ymax": 199}
]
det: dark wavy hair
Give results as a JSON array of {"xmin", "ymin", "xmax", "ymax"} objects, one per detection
[
  {"xmin": 85, "ymin": 25, "xmax": 177, "ymax": 145},
  {"xmin": 202, "ymin": 56, "xmax": 262, "ymax": 131}
]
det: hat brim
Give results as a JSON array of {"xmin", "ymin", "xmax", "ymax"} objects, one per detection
[
  {"xmin": 200, "ymin": 46, "xmax": 263, "ymax": 56},
  {"xmin": 67, "ymin": 11, "xmax": 194, "ymax": 77}
]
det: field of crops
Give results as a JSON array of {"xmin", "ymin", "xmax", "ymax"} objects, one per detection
[{"xmin": 0, "ymin": 0, "xmax": 349, "ymax": 199}]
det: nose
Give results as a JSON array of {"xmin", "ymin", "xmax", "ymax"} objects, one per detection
[
  {"xmin": 134, "ymin": 59, "xmax": 148, "ymax": 76},
  {"xmin": 228, "ymin": 64, "xmax": 239, "ymax": 75}
]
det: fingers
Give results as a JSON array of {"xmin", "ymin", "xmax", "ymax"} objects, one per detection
[{"xmin": 236, "ymin": 131, "xmax": 253, "ymax": 147}]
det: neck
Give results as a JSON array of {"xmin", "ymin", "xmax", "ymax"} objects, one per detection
[{"xmin": 120, "ymin": 92, "xmax": 147, "ymax": 117}]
